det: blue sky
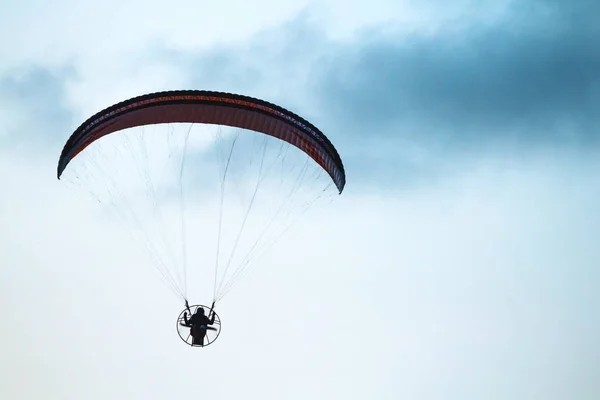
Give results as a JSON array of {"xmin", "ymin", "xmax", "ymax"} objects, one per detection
[{"xmin": 1, "ymin": 0, "xmax": 599, "ymax": 399}]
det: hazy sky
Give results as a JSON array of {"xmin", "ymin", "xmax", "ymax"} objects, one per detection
[{"xmin": 1, "ymin": 0, "xmax": 600, "ymax": 399}]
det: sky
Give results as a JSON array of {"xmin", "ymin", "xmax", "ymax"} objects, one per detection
[{"xmin": 1, "ymin": 0, "xmax": 600, "ymax": 398}]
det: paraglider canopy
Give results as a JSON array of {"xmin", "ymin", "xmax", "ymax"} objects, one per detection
[{"xmin": 57, "ymin": 90, "xmax": 345, "ymax": 193}]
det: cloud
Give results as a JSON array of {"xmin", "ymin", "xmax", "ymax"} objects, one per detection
[
  {"xmin": 314, "ymin": 0, "xmax": 600, "ymax": 150},
  {"xmin": 127, "ymin": 0, "xmax": 599, "ymax": 192}
]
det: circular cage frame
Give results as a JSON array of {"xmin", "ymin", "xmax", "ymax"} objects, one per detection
[{"xmin": 176, "ymin": 304, "xmax": 222, "ymax": 347}]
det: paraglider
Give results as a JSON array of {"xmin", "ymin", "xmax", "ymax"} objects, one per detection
[
  {"xmin": 57, "ymin": 90, "xmax": 345, "ymax": 347},
  {"xmin": 178, "ymin": 301, "xmax": 219, "ymax": 347}
]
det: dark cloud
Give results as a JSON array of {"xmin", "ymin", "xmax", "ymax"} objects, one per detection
[
  {"xmin": 158, "ymin": 0, "xmax": 599, "ymax": 191},
  {"xmin": 314, "ymin": 0, "xmax": 600, "ymax": 151}
]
